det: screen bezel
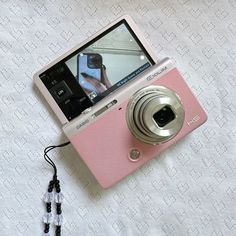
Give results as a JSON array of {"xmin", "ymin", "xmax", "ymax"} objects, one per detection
[{"xmin": 34, "ymin": 15, "xmax": 158, "ymax": 125}]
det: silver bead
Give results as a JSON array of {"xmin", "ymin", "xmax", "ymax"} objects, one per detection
[
  {"xmin": 43, "ymin": 212, "xmax": 53, "ymax": 224},
  {"xmin": 43, "ymin": 192, "xmax": 54, "ymax": 203},
  {"xmin": 54, "ymin": 192, "xmax": 64, "ymax": 203},
  {"xmin": 54, "ymin": 214, "xmax": 63, "ymax": 226}
]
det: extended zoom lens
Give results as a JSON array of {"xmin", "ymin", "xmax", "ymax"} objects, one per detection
[{"xmin": 126, "ymin": 85, "xmax": 185, "ymax": 144}]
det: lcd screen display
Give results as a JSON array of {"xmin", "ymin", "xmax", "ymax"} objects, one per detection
[{"xmin": 39, "ymin": 20, "xmax": 155, "ymax": 121}]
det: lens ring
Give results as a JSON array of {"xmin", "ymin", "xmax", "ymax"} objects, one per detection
[
  {"xmin": 133, "ymin": 91, "xmax": 166, "ymax": 142},
  {"xmin": 132, "ymin": 93, "xmax": 160, "ymax": 143},
  {"xmin": 126, "ymin": 85, "xmax": 185, "ymax": 144},
  {"xmin": 126, "ymin": 87, "xmax": 157, "ymax": 144},
  {"xmin": 140, "ymin": 95, "xmax": 166, "ymax": 137},
  {"xmin": 134, "ymin": 93, "xmax": 157, "ymax": 136}
]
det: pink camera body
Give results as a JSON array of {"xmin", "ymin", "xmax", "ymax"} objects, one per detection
[
  {"xmin": 63, "ymin": 58, "xmax": 207, "ymax": 188},
  {"xmin": 34, "ymin": 16, "xmax": 207, "ymax": 189}
]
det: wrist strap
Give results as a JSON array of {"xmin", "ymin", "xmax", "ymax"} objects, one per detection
[{"xmin": 42, "ymin": 141, "xmax": 70, "ymax": 236}]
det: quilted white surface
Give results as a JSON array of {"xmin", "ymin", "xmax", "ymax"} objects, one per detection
[{"xmin": 0, "ymin": 1, "xmax": 236, "ymax": 235}]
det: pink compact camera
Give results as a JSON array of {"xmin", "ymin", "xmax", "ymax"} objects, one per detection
[{"xmin": 34, "ymin": 15, "xmax": 207, "ymax": 188}]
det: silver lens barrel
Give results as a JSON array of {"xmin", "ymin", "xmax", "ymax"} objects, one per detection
[{"xmin": 126, "ymin": 85, "xmax": 185, "ymax": 144}]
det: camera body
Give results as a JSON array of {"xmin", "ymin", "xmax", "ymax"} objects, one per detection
[
  {"xmin": 34, "ymin": 15, "xmax": 207, "ymax": 188},
  {"xmin": 63, "ymin": 58, "xmax": 207, "ymax": 188}
]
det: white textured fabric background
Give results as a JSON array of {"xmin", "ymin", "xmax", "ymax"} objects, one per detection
[{"xmin": 0, "ymin": 1, "xmax": 236, "ymax": 235}]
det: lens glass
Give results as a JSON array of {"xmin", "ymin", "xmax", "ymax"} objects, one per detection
[{"xmin": 153, "ymin": 106, "xmax": 175, "ymax": 127}]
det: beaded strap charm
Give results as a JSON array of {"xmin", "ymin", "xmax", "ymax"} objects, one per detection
[
  {"xmin": 43, "ymin": 180, "xmax": 54, "ymax": 236},
  {"xmin": 43, "ymin": 178, "xmax": 64, "ymax": 236},
  {"xmin": 42, "ymin": 142, "xmax": 69, "ymax": 236}
]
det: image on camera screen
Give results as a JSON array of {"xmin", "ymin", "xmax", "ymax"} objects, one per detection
[
  {"xmin": 39, "ymin": 21, "xmax": 154, "ymax": 121},
  {"xmin": 65, "ymin": 23, "xmax": 153, "ymax": 102}
]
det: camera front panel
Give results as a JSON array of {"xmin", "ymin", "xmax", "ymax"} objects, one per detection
[{"xmin": 68, "ymin": 67, "xmax": 207, "ymax": 188}]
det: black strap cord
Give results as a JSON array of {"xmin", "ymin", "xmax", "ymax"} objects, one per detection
[{"xmin": 44, "ymin": 141, "xmax": 71, "ymax": 181}]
